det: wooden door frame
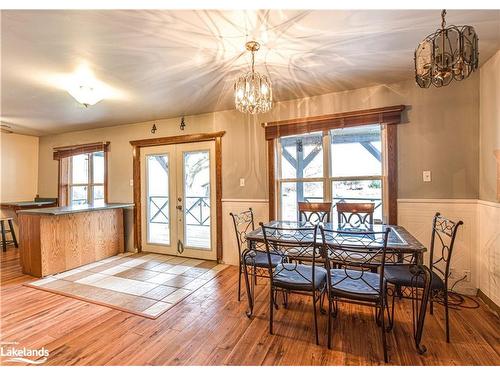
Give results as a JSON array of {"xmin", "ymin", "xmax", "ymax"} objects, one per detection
[{"xmin": 130, "ymin": 131, "xmax": 226, "ymax": 261}]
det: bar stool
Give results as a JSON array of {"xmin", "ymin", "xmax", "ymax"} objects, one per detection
[{"xmin": 1, "ymin": 217, "xmax": 18, "ymax": 251}]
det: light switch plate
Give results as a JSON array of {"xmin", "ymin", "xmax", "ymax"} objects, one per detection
[
  {"xmin": 129, "ymin": 179, "xmax": 134, "ymax": 187},
  {"xmin": 423, "ymin": 171, "xmax": 431, "ymax": 182},
  {"xmin": 239, "ymin": 178, "xmax": 245, "ymax": 187}
]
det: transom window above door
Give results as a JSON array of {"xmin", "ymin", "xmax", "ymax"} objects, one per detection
[{"xmin": 277, "ymin": 124, "xmax": 383, "ymax": 223}]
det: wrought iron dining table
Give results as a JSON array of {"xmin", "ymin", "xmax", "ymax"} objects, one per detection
[{"xmin": 243, "ymin": 220, "xmax": 430, "ymax": 352}]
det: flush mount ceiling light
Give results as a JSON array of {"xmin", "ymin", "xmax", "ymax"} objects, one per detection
[
  {"xmin": 65, "ymin": 65, "xmax": 106, "ymax": 107},
  {"xmin": 415, "ymin": 9, "xmax": 479, "ymax": 88},
  {"xmin": 234, "ymin": 41, "xmax": 273, "ymax": 114},
  {"xmin": 67, "ymin": 84, "xmax": 104, "ymax": 107}
]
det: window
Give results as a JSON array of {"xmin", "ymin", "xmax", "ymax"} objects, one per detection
[
  {"xmin": 277, "ymin": 125, "xmax": 384, "ymax": 223},
  {"xmin": 69, "ymin": 151, "xmax": 106, "ymax": 206}
]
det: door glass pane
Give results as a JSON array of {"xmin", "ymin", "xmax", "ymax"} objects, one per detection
[
  {"xmin": 71, "ymin": 186, "xmax": 88, "ymax": 206},
  {"xmin": 93, "ymin": 152, "xmax": 105, "ymax": 184},
  {"xmin": 184, "ymin": 151, "xmax": 210, "ymax": 249},
  {"xmin": 72, "ymin": 154, "xmax": 89, "ymax": 184},
  {"xmin": 332, "ymin": 179, "xmax": 383, "ymax": 223},
  {"xmin": 147, "ymin": 155, "xmax": 170, "ymax": 245},
  {"xmin": 280, "ymin": 181, "xmax": 323, "ymax": 221},
  {"xmin": 330, "ymin": 125, "xmax": 382, "ymax": 177},
  {"xmin": 280, "ymin": 132, "xmax": 323, "ymax": 179},
  {"xmin": 93, "ymin": 185, "xmax": 104, "ymax": 205}
]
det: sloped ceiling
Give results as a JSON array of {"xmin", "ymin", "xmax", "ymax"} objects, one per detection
[{"xmin": 1, "ymin": 9, "xmax": 499, "ymax": 135}]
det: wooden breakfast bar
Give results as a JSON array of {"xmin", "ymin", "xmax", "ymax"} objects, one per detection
[{"xmin": 18, "ymin": 203, "xmax": 133, "ymax": 277}]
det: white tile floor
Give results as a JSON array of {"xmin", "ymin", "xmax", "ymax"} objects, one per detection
[{"xmin": 26, "ymin": 252, "xmax": 228, "ymax": 319}]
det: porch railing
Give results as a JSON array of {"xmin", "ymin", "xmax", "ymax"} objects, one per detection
[{"xmin": 148, "ymin": 195, "xmax": 210, "ymax": 226}]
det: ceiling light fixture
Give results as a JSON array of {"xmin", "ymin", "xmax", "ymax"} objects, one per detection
[
  {"xmin": 234, "ymin": 41, "xmax": 272, "ymax": 114},
  {"xmin": 65, "ymin": 65, "xmax": 106, "ymax": 107},
  {"xmin": 415, "ymin": 9, "xmax": 479, "ymax": 88},
  {"xmin": 67, "ymin": 84, "xmax": 104, "ymax": 107}
]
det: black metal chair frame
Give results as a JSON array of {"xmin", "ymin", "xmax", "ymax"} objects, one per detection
[
  {"xmin": 260, "ymin": 223, "xmax": 326, "ymax": 345},
  {"xmin": 386, "ymin": 212, "xmax": 463, "ymax": 345},
  {"xmin": 230, "ymin": 208, "xmax": 258, "ymax": 301},
  {"xmin": 319, "ymin": 225, "xmax": 391, "ymax": 362},
  {"xmin": 230, "ymin": 208, "xmax": 278, "ymax": 306}
]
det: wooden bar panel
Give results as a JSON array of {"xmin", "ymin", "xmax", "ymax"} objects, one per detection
[
  {"xmin": 19, "ymin": 214, "xmax": 42, "ymax": 276},
  {"xmin": 19, "ymin": 209, "xmax": 124, "ymax": 277}
]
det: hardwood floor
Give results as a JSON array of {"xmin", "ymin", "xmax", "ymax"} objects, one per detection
[{"xmin": 1, "ymin": 247, "xmax": 499, "ymax": 366}]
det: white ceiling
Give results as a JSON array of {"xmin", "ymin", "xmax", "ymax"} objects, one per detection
[{"xmin": 1, "ymin": 9, "xmax": 499, "ymax": 135}]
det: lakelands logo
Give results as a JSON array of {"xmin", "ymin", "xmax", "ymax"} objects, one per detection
[{"xmin": 0, "ymin": 341, "xmax": 49, "ymax": 365}]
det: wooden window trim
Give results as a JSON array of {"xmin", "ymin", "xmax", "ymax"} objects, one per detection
[
  {"xmin": 265, "ymin": 105, "xmax": 404, "ymax": 224},
  {"xmin": 53, "ymin": 141, "xmax": 110, "ymax": 160},
  {"xmin": 129, "ymin": 131, "xmax": 226, "ymax": 261},
  {"xmin": 56, "ymin": 143, "xmax": 109, "ymax": 207}
]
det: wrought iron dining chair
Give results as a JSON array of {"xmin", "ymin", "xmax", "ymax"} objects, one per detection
[
  {"xmin": 336, "ymin": 202, "xmax": 375, "ymax": 226},
  {"xmin": 298, "ymin": 202, "xmax": 332, "ymax": 223},
  {"xmin": 229, "ymin": 208, "xmax": 281, "ymax": 302},
  {"xmin": 319, "ymin": 226, "xmax": 391, "ymax": 362},
  {"xmin": 260, "ymin": 222, "xmax": 327, "ymax": 345},
  {"xmin": 385, "ymin": 212, "xmax": 463, "ymax": 343}
]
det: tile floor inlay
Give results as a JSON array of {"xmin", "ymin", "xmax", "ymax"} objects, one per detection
[{"xmin": 25, "ymin": 252, "xmax": 227, "ymax": 319}]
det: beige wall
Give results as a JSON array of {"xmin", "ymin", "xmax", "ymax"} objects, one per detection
[
  {"xmin": 38, "ymin": 76, "xmax": 480, "ymax": 202},
  {"xmin": 0, "ymin": 133, "xmax": 39, "ymax": 201},
  {"xmin": 479, "ymin": 50, "xmax": 500, "ymax": 202}
]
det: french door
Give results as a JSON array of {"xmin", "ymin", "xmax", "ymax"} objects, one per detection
[{"xmin": 140, "ymin": 141, "xmax": 216, "ymax": 260}]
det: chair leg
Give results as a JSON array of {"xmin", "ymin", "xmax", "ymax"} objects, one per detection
[
  {"xmin": 269, "ymin": 285, "xmax": 274, "ymax": 335},
  {"xmin": 444, "ymin": 290, "xmax": 450, "ymax": 343},
  {"xmin": 253, "ymin": 265, "xmax": 257, "ymax": 285},
  {"xmin": 430, "ymin": 297, "xmax": 434, "ymax": 315},
  {"xmin": 327, "ymin": 297, "xmax": 332, "ymax": 349},
  {"xmin": 312, "ymin": 292, "xmax": 319, "ymax": 345},
  {"xmin": 237, "ymin": 266, "xmax": 242, "ymax": 302},
  {"xmin": 243, "ymin": 260, "xmax": 254, "ymax": 318},
  {"xmin": 1, "ymin": 221, "xmax": 6, "ymax": 252},
  {"xmin": 7, "ymin": 219, "xmax": 18, "ymax": 248},
  {"xmin": 282, "ymin": 290, "xmax": 288, "ymax": 308},
  {"xmin": 387, "ymin": 289, "xmax": 396, "ymax": 331},
  {"xmin": 380, "ymin": 303, "xmax": 388, "ymax": 363}
]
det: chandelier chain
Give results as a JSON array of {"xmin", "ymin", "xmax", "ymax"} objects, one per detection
[{"xmin": 441, "ymin": 9, "xmax": 446, "ymax": 29}]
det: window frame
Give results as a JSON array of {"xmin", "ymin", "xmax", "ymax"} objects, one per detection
[
  {"xmin": 68, "ymin": 151, "xmax": 106, "ymax": 206},
  {"xmin": 264, "ymin": 105, "xmax": 404, "ymax": 225},
  {"xmin": 276, "ymin": 126, "xmax": 385, "ymax": 223},
  {"xmin": 54, "ymin": 142, "xmax": 109, "ymax": 207}
]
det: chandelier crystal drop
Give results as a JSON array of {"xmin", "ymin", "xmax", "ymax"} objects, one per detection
[
  {"xmin": 415, "ymin": 9, "xmax": 478, "ymax": 88},
  {"xmin": 234, "ymin": 41, "xmax": 273, "ymax": 114}
]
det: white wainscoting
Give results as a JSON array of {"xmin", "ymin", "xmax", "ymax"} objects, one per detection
[
  {"xmin": 398, "ymin": 199, "xmax": 480, "ymax": 295},
  {"xmin": 221, "ymin": 199, "xmax": 269, "ymax": 266},
  {"xmin": 477, "ymin": 200, "xmax": 500, "ymax": 306}
]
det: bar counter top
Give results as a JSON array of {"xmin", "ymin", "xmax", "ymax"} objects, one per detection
[{"xmin": 18, "ymin": 202, "xmax": 134, "ymax": 216}]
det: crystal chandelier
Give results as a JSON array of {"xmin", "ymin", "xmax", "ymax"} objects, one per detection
[
  {"xmin": 415, "ymin": 10, "xmax": 478, "ymax": 88},
  {"xmin": 234, "ymin": 41, "xmax": 273, "ymax": 114}
]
